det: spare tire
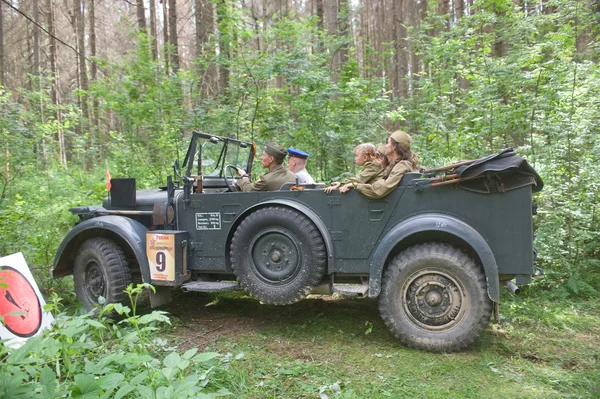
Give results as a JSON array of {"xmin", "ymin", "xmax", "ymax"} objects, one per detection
[{"xmin": 230, "ymin": 206, "xmax": 326, "ymax": 305}]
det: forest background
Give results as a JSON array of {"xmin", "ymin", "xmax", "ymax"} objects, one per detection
[{"xmin": 0, "ymin": 0, "xmax": 598, "ymax": 301}]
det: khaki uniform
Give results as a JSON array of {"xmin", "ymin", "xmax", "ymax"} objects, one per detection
[
  {"xmin": 238, "ymin": 164, "xmax": 297, "ymax": 192},
  {"xmin": 356, "ymin": 160, "xmax": 419, "ymax": 199},
  {"xmin": 343, "ymin": 161, "xmax": 384, "ymax": 185}
]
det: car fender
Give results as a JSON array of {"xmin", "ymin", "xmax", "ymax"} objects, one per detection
[
  {"xmin": 369, "ymin": 213, "xmax": 500, "ymax": 302},
  {"xmin": 52, "ymin": 215, "xmax": 149, "ymax": 279},
  {"xmin": 232, "ymin": 199, "xmax": 335, "ymax": 273}
]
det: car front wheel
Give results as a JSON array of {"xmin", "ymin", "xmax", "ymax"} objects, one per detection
[{"xmin": 73, "ymin": 237, "xmax": 132, "ymax": 311}]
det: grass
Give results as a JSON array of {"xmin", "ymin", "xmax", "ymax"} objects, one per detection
[{"xmin": 159, "ymin": 288, "xmax": 600, "ymax": 398}]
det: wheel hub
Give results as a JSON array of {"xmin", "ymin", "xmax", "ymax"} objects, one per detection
[
  {"xmin": 85, "ymin": 261, "xmax": 105, "ymax": 299},
  {"xmin": 251, "ymin": 229, "xmax": 301, "ymax": 283},
  {"xmin": 403, "ymin": 269, "xmax": 466, "ymax": 330}
]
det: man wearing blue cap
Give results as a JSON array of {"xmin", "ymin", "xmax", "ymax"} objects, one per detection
[{"xmin": 287, "ymin": 148, "xmax": 315, "ymax": 184}]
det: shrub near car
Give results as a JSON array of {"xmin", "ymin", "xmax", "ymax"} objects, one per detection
[{"xmin": 52, "ymin": 131, "xmax": 543, "ymax": 352}]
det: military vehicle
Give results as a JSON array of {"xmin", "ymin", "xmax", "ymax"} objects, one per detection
[{"xmin": 52, "ymin": 131, "xmax": 543, "ymax": 352}]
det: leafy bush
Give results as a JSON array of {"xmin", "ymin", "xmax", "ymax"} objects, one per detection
[{"xmin": 0, "ymin": 284, "xmax": 241, "ymax": 398}]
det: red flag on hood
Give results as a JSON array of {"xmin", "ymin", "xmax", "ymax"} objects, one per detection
[{"xmin": 106, "ymin": 168, "xmax": 112, "ymax": 191}]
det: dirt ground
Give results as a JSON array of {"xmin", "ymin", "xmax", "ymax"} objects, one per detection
[{"xmin": 155, "ymin": 290, "xmax": 385, "ymax": 352}]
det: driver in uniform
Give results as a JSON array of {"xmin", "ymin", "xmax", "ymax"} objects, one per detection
[{"xmin": 236, "ymin": 142, "xmax": 297, "ymax": 191}]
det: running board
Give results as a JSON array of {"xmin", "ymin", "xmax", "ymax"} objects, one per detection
[
  {"xmin": 332, "ymin": 284, "xmax": 369, "ymax": 297},
  {"xmin": 181, "ymin": 281, "xmax": 241, "ymax": 293}
]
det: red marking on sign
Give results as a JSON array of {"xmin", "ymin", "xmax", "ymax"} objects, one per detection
[{"xmin": 0, "ymin": 266, "xmax": 42, "ymax": 337}]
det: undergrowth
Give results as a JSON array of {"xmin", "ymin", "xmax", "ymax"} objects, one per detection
[{"xmin": 0, "ymin": 284, "xmax": 242, "ymax": 399}]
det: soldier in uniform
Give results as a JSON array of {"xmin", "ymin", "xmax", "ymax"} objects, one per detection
[
  {"xmin": 339, "ymin": 130, "xmax": 420, "ymax": 198},
  {"xmin": 324, "ymin": 143, "xmax": 384, "ymax": 193},
  {"xmin": 236, "ymin": 141, "xmax": 297, "ymax": 191},
  {"xmin": 287, "ymin": 148, "xmax": 315, "ymax": 184}
]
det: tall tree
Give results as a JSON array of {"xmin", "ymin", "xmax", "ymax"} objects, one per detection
[
  {"xmin": 315, "ymin": 0, "xmax": 324, "ymax": 30},
  {"xmin": 0, "ymin": 0, "xmax": 4, "ymax": 87},
  {"xmin": 337, "ymin": 0, "xmax": 349, "ymax": 66},
  {"xmin": 168, "ymin": 0, "xmax": 179, "ymax": 72},
  {"xmin": 47, "ymin": 0, "xmax": 66, "ymax": 164},
  {"xmin": 136, "ymin": 0, "xmax": 147, "ymax": 35},
  {"xmin": 325, "ymin": 0, "xmax": 339, "ymax": 77},
  {"xmin": 89, "ymin": 0, "xmax": 98, "ymax": 129},
  {"xmin": 149, "ymin": 0, "xmax": 158, "ymax": 60},
  {"xmin": 195, "ymin": 0, "xmax": 216, "ymax": 97},
  {"xmin": 216, "ymin": 0, "xmax": 230, "ymax": 92},
  {"xmin": 33, "ymin": 0, "xmax": 40, "ymax": 77},
  {"xmin": 74, "ymin": 0, "xmax": 89, "ymax": 121},
  {"xmin": 162, "ymin": 0, "xmax": 170, "ymax": 72}
]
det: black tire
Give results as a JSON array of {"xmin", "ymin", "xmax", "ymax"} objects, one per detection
[
  {"xmin": 73, "ymin": 237, "xmax": 132, "ymax": 311},
  {"xmin": 379, "ymin": 243, "xmax": 492, "ymax": 352},
  {"xmin": 230, "ymin": 207, "xmax": 326, "ymax": 305}
]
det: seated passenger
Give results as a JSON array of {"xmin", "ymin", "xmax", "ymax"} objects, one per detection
[
  {"xmin": 375, "ymin": 143, "xmax": 389, "ymax": 170},
  {"xmin": 339, "ymin": 130, "xmax": 420, "ymax": 198},
  {"xmin": 236, "ymin": 141, "xmax": 297, "ymax": 191},
  {"xmin": 324, "ymin": 143, "xmax": 384, "ymax": 193},
  {"xmin": 287, "ymin": 148, "xmax": 315, "ymax": 184}
]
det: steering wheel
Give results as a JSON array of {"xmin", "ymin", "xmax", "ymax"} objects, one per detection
[{"xmin": 224, "ymin": 164, "xmax": 240, "ymax": 192}]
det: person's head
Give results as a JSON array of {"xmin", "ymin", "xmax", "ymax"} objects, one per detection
[
  {"xmin": 287, "ymin": 148, "xmax": 309, "ymax": 172},
  {"xmin": 353, "ymin": 143, "xmax": 376, "ymax": 166},
  {"xmin": 261, "ymin": 142, "xmax": 287, "ymax": 169},
  {"xmin": 375, "ymin": 143, "xmax": 389, "ymax": 169},
  {"xmin": 385, "ymin": 130, "xmax": 412, "ymax": 161}
]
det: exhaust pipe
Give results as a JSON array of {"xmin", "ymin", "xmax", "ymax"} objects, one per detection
[{"xmin": 505, "ymin": 280, "xmax": 520, "ymax": 295}]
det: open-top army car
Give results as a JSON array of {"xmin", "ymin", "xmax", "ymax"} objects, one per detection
[{"xmin": 52, "ymin": 131, "xmax": 542, "ymax": 352}]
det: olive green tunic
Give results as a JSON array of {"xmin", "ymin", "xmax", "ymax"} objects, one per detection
[
  {"xmin": 238, "ymin": 164, "xmax": 297, "ymax": 192},
  {"xmin": 343, "ymin": 161, "xmax": 384, "ymax": 185},
  {"xmin": 355, "ymin": 160, "xmax": 419, "ymax": 199}
]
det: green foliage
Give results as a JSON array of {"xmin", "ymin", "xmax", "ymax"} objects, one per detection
[
  {"xmin": 189, "ymin": 16, "xmax": 395, "ymax": 181},
  {"xmin": 0, "ymin": 285, "xmax": 240, "ymax": 398},
  {"xmin": 404, "ymin": 0, "xmax": 600, "ymax": 296},
  {"xmin": 0, "ymin": 0, "xmax": 598, "ymax": 298}
]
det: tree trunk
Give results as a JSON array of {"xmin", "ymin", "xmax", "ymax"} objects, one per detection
[
  {"xmin": 0, "ymin": 0, "xmax": 4, "ymax": 87},
  {"xmin": 136, "ymin": 0, "xmax": 147, "ymax": 34},
  {"xmin": 168, "ymin": 0, "xmax": 179, "ymax": 72},
  {"xmin": 74, "ymin": 0, "xmax": 89, "ymax": 121},
  {"xmin": 216, "ymin": 0, "xmax": 230, "ymax": 93},
  {"xmin": 163, "ymin": 0, "xmax": 170, "ymax": 73},
  {"xmin": 48, "ymin": 0, "xmax": 66, "ymax": 165},
  {"xmin": 456, "ymin": 0, "xmax": 464, "ymax": 19},
  {"xmin": 337, "ymin": 0, "xmax": 349, "ymax": 66},
  {"xmin": 437, "ymin": 0, "xmax": 450, "ymax": 31},
  {"xmin": 33, "ymin": 0, "xmax": 40, "ymax": 77},
  {"xmin": 149, "ymin": 0, "xmax": 158, "ymax": 60},
  {"xmin": 392, "ymin": 0, "xmax": 408, "ymax": 98},
  {"xmin": 315, "ymin": 0, "xmax": 323, "ymax": 30},
  {"xmin": 195, "ymin": 0, "xmax": 216, "ymax": 97},
  {"xmin": 325, "ymin": 0, "xmax": 339, "ymax": 78},
  {"xmin": 89, "ymin": 0, "xmax": 98, "ymax": 129}
]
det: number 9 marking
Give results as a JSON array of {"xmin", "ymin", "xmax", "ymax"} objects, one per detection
[{"xmin": 156, "ymin": 251, "xmax": 166, "ymax": 272}]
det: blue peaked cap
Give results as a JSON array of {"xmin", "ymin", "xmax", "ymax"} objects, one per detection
[{"xmin": 287, "ymin": 148, "xmax": 309, "ymax": 159}]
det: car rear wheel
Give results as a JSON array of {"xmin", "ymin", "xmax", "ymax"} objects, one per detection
[
  {"xmin": 73, "ymin": 237, "xmax": 132, "ymax": 311},
  {"xmin": 230, "ymin": 206, "xmax": 326, "ymax": 305},
  {"xmin": 379, "ymin": 243, "xmax": 492, "ymax": 352}
]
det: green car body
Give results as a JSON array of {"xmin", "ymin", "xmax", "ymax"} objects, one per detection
[{"xmin": 53, "ymin": 131, "xmax": 542, "ymax": 352}]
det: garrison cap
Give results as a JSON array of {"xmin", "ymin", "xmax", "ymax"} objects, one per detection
[
  {"xmin": 287, "ymin": 148, "xmax": 309, "ymax": 159},
  {"xmin": 376, "ymin": 143, "xmax": 387, "ymax": 155},
  {"xmin": 390, "ymin": 130, "xmax": 412, "ymax": 151},
  {"xmin": 264, "ymin": 141, "xmax": 287, "ymax": 161}
]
